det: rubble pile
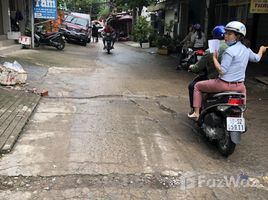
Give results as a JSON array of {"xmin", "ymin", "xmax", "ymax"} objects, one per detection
[{"xmin": 0, "ymin": 61, "xmax": 27, "ymax": 86}]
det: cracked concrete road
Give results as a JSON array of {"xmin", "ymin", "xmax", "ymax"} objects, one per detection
[{"xmin": 0, "ymin": 41, "xmax": 267, "ymax": 199}]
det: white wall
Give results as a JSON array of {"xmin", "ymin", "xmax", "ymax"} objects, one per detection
[{"xmin": 141, "ymin": 6, "xmax": 151, "ymax": 22}]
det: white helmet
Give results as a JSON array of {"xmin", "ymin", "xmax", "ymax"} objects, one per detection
[{"xmin": 225, "ymin": 21, "xmax": 246, "ymax": 36}]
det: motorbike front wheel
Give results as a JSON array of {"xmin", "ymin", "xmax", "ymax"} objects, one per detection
[
  {"xmin": 34, "ymin": 39, "xmax": 40, "ymax": 48},
  {"xmin": 56, "ymin": 38, "xmax": 65, "ymax": 50},
  {"xmin": 106, "ymin": 41, "xmax": 111, "ymax": 54},
  {"xmin": 217, "ymin": 130, "xmax": 236, "ymax": 157}
]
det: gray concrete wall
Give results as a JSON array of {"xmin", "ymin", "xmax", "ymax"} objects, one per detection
[
  {"xmin": 0, "ymin": 0, "xmax": 3, "ymax": 35},
  {"xmin": 1, "ymin": 0, "xmax": 10, "ymax": 34}
]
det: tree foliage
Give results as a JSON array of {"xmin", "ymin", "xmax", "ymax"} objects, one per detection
[
  {"xmin": 114, "ymin": 0, "xmax": 156, "ymax": 11},
  {"xmin": 65, "ymin": 0, "xmax": 108, "ymax": 19},
  {"xmin": 133, "ymin": 16, "xmax": 153, "ymax": 42}
]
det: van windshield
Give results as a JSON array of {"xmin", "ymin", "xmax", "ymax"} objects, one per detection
[
  {"xmin": 72, "ymin": 17, "xmax": 88, "ymax": 27},
  {"xmin": 65, "ymin": 15, "xmax": 74, "ymax": 22}
]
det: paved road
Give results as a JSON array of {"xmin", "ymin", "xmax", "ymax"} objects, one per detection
[{"xmin": 0, "ymin": 41, "xmax": 267, "ymax": 199}]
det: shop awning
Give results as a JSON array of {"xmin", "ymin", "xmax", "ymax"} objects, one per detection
[{"xmin": 119, "ymin": 15, "xmax": 132, "ymax": 21}]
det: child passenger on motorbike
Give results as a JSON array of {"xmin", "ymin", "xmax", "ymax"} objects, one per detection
[
  {"xmin": 188, "ymin": 25, "xmax": 228, "ymax": 115},
  {"xmin": 102, "ymin": 23, "xmax": 116, "ymax": 50},
  {"xmin": 188, "ymin": 21, "xmax": 267, "ymax": 120}
]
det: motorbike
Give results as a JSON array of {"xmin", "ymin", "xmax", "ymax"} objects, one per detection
[
  {"xmin": 24, "ymin": 26, "xmax": 65, "ymax": 50},
  {"xmin": 177, "ymin": 47, "xmax": 205, "ymax": 70},
  {"xmin": 105, "ymin": 33, "xmax": 113, "ymax": 54},
  {"xmin": 197, "ymin": 91, "xmax": 246, "ymax": 156}
]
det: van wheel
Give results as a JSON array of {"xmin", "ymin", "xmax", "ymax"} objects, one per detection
[
  {"xmin": 82, "ymin": 41, "xmax": 87, "ymax": 46},
  {"xmin": 87, "ymin": 37, "xmax": 91, "ymax": 43}
]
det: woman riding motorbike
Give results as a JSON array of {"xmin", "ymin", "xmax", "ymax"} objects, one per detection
[
  {"xmin": 188, "ymin": 21, "xmax": 267, "ymax": 120},
  {"xmin": 190, "ymin": 23, "xmax": 206, "ymax": 51}
]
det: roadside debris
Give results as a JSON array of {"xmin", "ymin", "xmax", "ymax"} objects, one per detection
[
  {"xmin": 0, "ymin": 60, "xmax": 49, "ymax": 97},
  {"xmin": 41, "ymin": 89, "xmax": 49, "ymax": 96},
  {"xmin": 0, "ymin": 61, "xmax": 27, "ymax": 85}
]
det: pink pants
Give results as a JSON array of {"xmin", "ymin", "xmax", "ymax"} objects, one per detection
[{"xmin": 193, "ymin": 79, "xmax": 246, "ymax": 108}]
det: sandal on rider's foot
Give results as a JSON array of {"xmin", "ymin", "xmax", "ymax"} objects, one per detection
[
  {"xmin": 188, "ymin": 110, "xmax": 194, "ymax": 115},
  {"xmin": 187, "ymin": 112, "xmax": 199, "ymax": 121}
]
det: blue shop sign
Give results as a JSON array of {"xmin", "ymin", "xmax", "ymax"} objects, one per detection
[{"xmin": 33, "ymin": 0, "xmax": 57, "ymax": 19}]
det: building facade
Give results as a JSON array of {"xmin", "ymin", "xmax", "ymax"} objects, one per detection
[
  {"xmin": 0, "ymin": 0, "xmax": 31, "ymax": 39},
  {"xmin": 149, "ymin": 0, "xmax": 267, "ymax": 54}
]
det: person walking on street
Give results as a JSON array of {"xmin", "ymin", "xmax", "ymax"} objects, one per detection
[
  {"xmin": 92, "ymin": 24, "xmax": 99, "ymax": 42},
  {"xmin": 188, "ymin": 21, "xmax": 267, "ymax": 120}
]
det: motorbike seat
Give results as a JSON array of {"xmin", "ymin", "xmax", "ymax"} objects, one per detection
[
  {"xmin": 205, "ymin": 92, "xmax": 245, "ymax": 100},
  {"xmin": 45, "ymin": 32, "xmax": 57, "ymax": 37}
]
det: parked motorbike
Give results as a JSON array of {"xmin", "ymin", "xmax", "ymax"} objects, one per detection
[
  {"xmin": 35, "ymin": 26, "xmax": 65, "ymax": 50},
  {"xmin": 197, "ymin": 91, "xmax": 246, "ymax": 156},
  {"xmin": 24, "ymin": 26, "xmax": 65, "ymax": 50}
]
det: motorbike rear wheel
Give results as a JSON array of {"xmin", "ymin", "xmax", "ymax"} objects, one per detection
[
  {"xmin": 217, "ymin": 130, "xmax": 236, "ymax": 157},
  {"xmin": 56, "ymin": 38, "xmax": 65, "ymax": 50}
]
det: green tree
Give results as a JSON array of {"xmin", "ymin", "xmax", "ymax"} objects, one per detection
[
  {"xmin": 133, "ymin": 16, "xmax": 152, "ymax": 43},
  {"xmin": 99, "ymin": 6, "xmax": 110, "ymax": 19},
  {"xmin": 65, "ymin": 0, "xmax": 108, "ymax": 20},
  {"xmin": 57, "ymin": 0, "xmax": 65, "ymax": 9},
  {"xmin": 114, "ymin": 0, "xmax": 156, "ymax": 15}
]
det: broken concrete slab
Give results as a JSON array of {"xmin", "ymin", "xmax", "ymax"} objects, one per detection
[{"xmin": 0, "ymin": 87, "xmax": 40, "ymax": 154}]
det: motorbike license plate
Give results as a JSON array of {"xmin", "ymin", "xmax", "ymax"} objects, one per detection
[{"xmin": 226, "ymin": 117, "xmax": 245, "ymax": 132}]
